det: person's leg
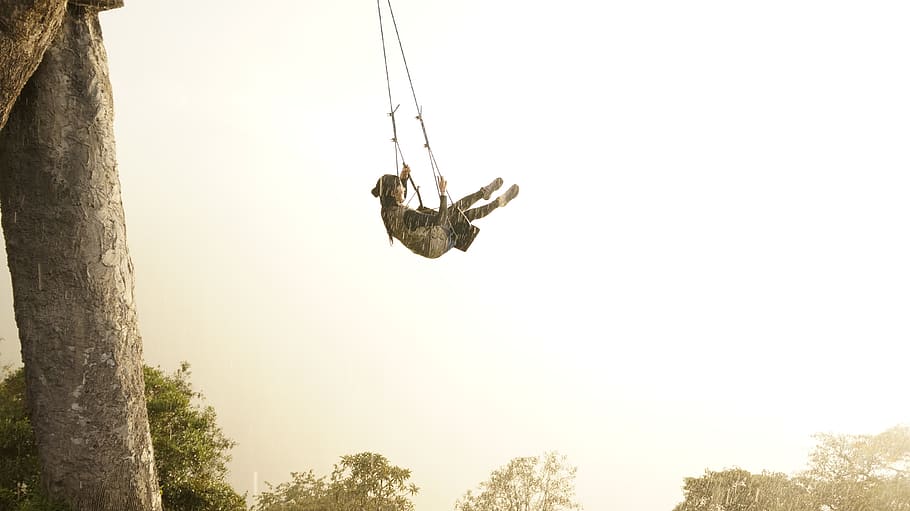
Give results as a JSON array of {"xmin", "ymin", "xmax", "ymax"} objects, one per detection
[
  {"xmin": 462, "ymin": 202, "xmax": 499, "ymax": 221},
  {"xmin": 481, "ymin": 177, "xmax": 503, "ymax": 199},
  {"xmin": 452, "ymin": 189, "xmax": 485, "ymax": 211},
  {"xmin": 496, "ymin": 184, "xmax": 519, "ymax": 207},
  {"xmin": 452, "ymin": 177, "xmax": 503, "ymax": 210},
  {"xmin": 461, "ymin": 184, "xmax": 519, "ymax": 221}
]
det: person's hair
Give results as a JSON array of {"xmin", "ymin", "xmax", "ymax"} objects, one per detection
[
  {"xmin": 371, "ymin": 174, "xmax": 403, "ymax": 245},
  {"xmin": 371, "ymin": 173, "xmax": 404, "ymax": 199}
]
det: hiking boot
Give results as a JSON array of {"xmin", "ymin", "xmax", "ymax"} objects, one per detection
[
  {"xmin": 481, "ymin": 177, "xmax": 504, "ymax": 200},
  {"xmin": 496, "ymin": 184, "xmax": 519, "ymax": 207}
]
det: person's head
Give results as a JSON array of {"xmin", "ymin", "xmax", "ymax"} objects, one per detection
[
  {"xmin": 371, "ymin": 174, "xmax": 405, "ymax": 206},
  {"xmin": 371, "ymin": 174, "xmax": 404, "ymax": 245}
]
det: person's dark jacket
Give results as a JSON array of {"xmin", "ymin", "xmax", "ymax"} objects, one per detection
[{"xmin": 372, "ymin": 174, "xmax": 454, "ymax": 258}]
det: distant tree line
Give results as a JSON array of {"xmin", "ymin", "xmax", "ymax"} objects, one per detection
[
  {"xmin": 674, "ymin": 425, "xmax": 910, "ymax": 511},
  {"xmin": 251, "ymin": 451, "xmax": 579, "ymax": 511},
  {"xmin": 2, "ymin": 362, "xmax": 906, "ymax": 510}
]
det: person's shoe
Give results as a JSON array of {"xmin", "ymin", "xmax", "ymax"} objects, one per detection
[
  {"xmin": 481, "ymin": 178, "xmax": 504, "ymax": 200},
  {"xmin": 496, "ymin": 184, "xmax": 519, "ymax": 207}
]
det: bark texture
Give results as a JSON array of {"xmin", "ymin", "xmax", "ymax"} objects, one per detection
[
  {"xmin": 0, "ymin": 0, "xmax": 68, "ymax": 131},
  {"xmin": 70, "ymin": 0, "xmax": 124, "ymax": 10},
  {"xmin": 0, "ymin": 5, "xmax": 161, "ymax": 511}
]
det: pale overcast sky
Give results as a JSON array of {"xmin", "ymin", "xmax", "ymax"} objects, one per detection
[{"xmin": 1, "ymin": 1, "xmax": 909, "ymax": 510}]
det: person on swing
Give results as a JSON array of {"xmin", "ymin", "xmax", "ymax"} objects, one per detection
[{"xmin": 371, "ymin": 164, "xmax": 519, "ymax": 258}]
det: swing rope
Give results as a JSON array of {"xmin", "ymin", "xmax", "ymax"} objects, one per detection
[
  {"xmin": 377, "ymin": 0, "xmax": 446, "ymax": 200},
  {"xmin": 377, "ymin": 0, "xmax": 476, "ymax": 243},
  {"xmin": 376, "ymin": 0, "xmax": 424, "ymax": 208}
]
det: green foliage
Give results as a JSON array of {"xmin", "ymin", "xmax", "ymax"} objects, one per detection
[
  {"xmin": 328, "ymin": 452, "xmax": 418, "ymax": 511},
  {"xmin": 0, "ymin": 367, "xmax": 43, "ymax": 511},
  {"xmin": 802, "ymin": 425, "xmax": 910, "ymax": 511},
  {"xmin": 253, "ymin": 470, "xmax": 330, "ymax": 511},
  {"xmin": 456, "ymin": 452, "xmax": 581, "ymax": 511},
  {"xmin": 0, "ymin": 367, "xmax": 72, "ymax": 511},
  {"xmin": 0, "ymin": 363, "xmax": 246, "ymax": 511},
  {"xmin": 144, "ymin": 362, "xmax": 247, "ymax": 511},
  {"xmin": 253, "ymin": 453, "xmax": 418, "ymax": 511},
  {"xmin": 673, "ymin": 468, "xmax": 811, "ymax": 511},
  {"xmin": 674, "ymin": 425, "xmax": 910, "ymax": 511}
]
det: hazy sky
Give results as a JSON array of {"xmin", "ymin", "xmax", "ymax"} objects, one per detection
[{"xmin": 1, "ymin": 1, "xmax": 909, "ymax": 509}]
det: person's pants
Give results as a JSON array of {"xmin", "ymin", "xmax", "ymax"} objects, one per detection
[{"xmin": 453, "ymin": 189, "xmax": 498, "ymax": 221}]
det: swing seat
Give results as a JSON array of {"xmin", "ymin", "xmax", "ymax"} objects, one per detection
[
  {"xmin": 417, "ymin": 205, "xmax": 478, "ymax": 252},
  {"xmin": 454, "ymin": 222, "xmax": 479, "ymax": 252}
]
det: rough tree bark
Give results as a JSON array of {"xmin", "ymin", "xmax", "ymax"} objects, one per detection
[
  {"xmin": 0, "ymin": 3, "xmax": 161, "ymax": 510},
  {"xmin": 0, "ymin": 0, "xmax": 68, "ymax": 131}
]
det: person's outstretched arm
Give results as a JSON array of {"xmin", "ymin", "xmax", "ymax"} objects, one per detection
[
  {"xmin": 435, "ymin": 176, "xmax": 448, "ymax": 226},
  {"xmin": 400, "ymin": 164, "xmax": 410, "ymax": 197}
]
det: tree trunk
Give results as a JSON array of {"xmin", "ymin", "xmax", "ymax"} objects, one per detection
[
  {"xmin": 0, "ymin": 0, "xmax": 68, "ymax": 131},
  {"xmin": 70, "ymin": 0, "xmax": 124, "ymax": 10},
  {"xmin": 0, "ymin": 4, "xmax": 161, "ymax": 511}
]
